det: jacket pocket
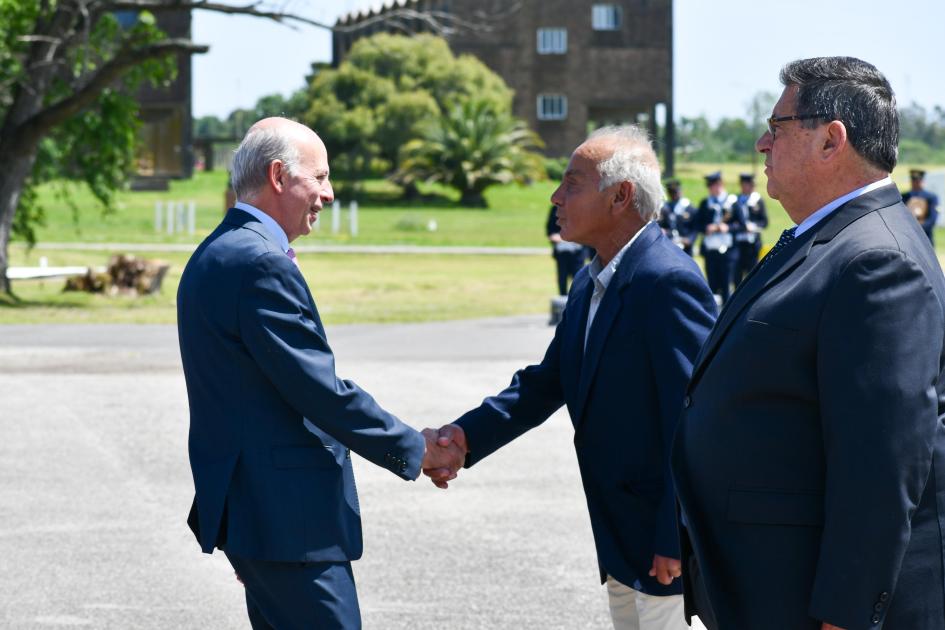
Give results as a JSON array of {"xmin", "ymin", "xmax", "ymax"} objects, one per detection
[
  {"xmin": 271, "ymin": 445, "xmax": 338, "ymax": 469},
  {"xmin": 727, "ymin": 488, "xmax": 823, "ymax": 527}
]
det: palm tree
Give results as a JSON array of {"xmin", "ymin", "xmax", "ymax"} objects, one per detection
[{"xmin": 395, "ymin": 99, "xmax": 545, "ymax": 207}]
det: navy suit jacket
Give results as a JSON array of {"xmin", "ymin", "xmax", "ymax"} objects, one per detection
[
  {"xmin": 672, "ymin": 184, "xmax": 945, "ymax": 629},
  {"xmin": 455, "ymin": 223, "xmax": 717, "ymax": 594},
  {"xmin": 178, "ymin": 209, "xmax": 425, "ymax": 562}
]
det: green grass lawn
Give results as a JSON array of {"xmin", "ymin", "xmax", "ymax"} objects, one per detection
[
  {"xmin": 2, "ymin": 246, "xmax": 557, "ymax": 325},
  {"xmin": 5, "ymin": 162, "xmax": 943, "ymax": 325}
]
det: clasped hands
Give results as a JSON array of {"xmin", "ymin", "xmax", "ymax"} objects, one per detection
[{"xmin": 420, "ymin": 424, "xmax": 468, "ymax": 489}]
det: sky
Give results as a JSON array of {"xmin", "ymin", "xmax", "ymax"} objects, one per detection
[{"xmin": 192, "ymin": 0, "xmax": 945, "ymax": 122}]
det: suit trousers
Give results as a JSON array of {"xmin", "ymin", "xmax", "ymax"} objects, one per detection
[
  {"xmin": 606, "ymin": 575, "xmax": 705, "ymax": 630},
  {"xmin": 224, "ymin": 550, "xmax": 361, "ymax": 630}
]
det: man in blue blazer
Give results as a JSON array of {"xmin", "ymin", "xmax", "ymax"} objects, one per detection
[
  {"xmin": 672, "ymin": 57, "xmax": 945, "ymax": 630},
  {"xmin": 429, "ymin": 125, "xmax": 717, "ymax": 629},
  {"xmin": 178, "ymin": 117, "xmax": 463, "ymax": 629}
]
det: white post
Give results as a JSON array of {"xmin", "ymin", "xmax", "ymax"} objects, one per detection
[
  {"xmin": 177, "ymin": 201, "xmax": 186, "ymax": 233},
  {"xmin": 332, "ymin": 200, "xmax": 341, "ymax": 234},
  {"xmin": 187, "ymin": 200, "xmax": 196, "ymax": 235},
  {"xmin": 166, "ymin": 202, "xmax": 175, "ymax": 235},
  {"xmin": 155, "ymin": 201, "xmax": 163, "ymax": 232},
  {"xmin": 349, "ymin": 201, "xmax": 358, "ymax": 237}
]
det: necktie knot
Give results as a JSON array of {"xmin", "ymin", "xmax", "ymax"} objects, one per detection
[
  {"xmin": 761, "ymin": 227, "xmax": 796, "ymax": 267},
  {"xmin": 286, "ymin": 247, "xmax": 299, "ymax": 268}
]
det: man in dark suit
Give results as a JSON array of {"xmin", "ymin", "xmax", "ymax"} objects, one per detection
[
  {"xmin": 428, "ymin": 125, "xmax": 717, "ymax": 629},
  {"xmin": 672, "ymin": 57, "xmax": 945, "ymax": 630},
  {"xmin": 178, "ymin": 117, "xmax": 463, "ymax": 629}
]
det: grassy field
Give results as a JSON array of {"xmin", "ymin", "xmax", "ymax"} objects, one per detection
[
  {"xmin": 5, "ymin": 162, "xmax": 942, "ymax": 325},
  {"xmin": 1, "ymin": 246, "xmax": 556, "ymax": 325}
]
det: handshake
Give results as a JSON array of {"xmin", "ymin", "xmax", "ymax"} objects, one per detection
[{"xmin": 419, "ymin": 424, "xmax": 468, "ymax": 489}]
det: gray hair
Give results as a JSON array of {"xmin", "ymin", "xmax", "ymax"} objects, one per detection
[
  {"xmin": 230, "ymin": 126, "xmax": 302, "ymax": 200},
  {"xmin": 587, "ymin": 125, "xmax": 664, "ymax": 221},
  {"xmin": 780, "ymin": 56, "xmax": 898, "ymax": 172}
]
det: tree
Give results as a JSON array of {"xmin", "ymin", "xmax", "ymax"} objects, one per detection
[
  {"xmin": 303, "ymin": 33, "xmax": 513, "ymax": 183},
  {"xmin": 396, "ymin": 98, "xmax": 544, "ymax": 207},
  {"xmin": 0, "ymin": 1, "xmax": 493, "ymax": 295}
]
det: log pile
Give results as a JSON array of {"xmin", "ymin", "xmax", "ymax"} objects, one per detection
[{"xmin": 63, "ymin": 254, "xmax": 170, "ymax": 296}]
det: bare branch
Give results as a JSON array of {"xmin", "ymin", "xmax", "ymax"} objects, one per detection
[
  {"xmin": 16, "ymin": 35, "xmax": 64, "ymax": 44},
  {"xmin": 98, "ymin": 1, "xmax": 335, "ymax": 31},
  {"xmin": 13, "ymin": 38, "xmax": 209, "ymax": 153}
]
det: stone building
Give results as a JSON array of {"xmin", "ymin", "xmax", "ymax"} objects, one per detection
[
  {"xmin": 333, "ymin": 0, "xmax": 675, "ymax": 172},
  {"xmin": 117, "ymin": 8, "xmax": 195, "ymax": 186}
]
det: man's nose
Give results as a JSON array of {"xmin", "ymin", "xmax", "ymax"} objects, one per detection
[
  {"xmin": 322, "ymin": 181, "xmax": 335, "ymax": 204},
  {"xmin": 756, "ymin": 131, "xmax": 772, "ymax": 153}
]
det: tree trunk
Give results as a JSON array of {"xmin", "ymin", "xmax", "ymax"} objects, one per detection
[{"xmin": 0, "ymin": 146, "xmax": 40, "ymax": 295}]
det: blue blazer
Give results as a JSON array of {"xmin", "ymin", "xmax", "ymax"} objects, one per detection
[
  {"xmin": 178, "ymin": 209, "xmax": 425, "ymax": 562},
  {"xmin": 672, "ymin": 184, "xmax": 945, "ymax": 629},
  {"xmin": 455, "ymin": 223, "xmax": 717, "ymax": 594}
]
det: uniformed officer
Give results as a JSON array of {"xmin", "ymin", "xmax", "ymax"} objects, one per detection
[
  {"xmin": 732, "ymin": 173, "xmax": 768, "ymax": 283},
  {"xmin": 547, "ymin": 204, "xmax": 587, "ymax": 295},
  {"xmin": 658, "ymin": 179, "xmax": 696, "ymax": 256},
  {"xmin": 695, "ymin": 172, "xmax": 738, "ymax": 304},
  {"xmin": 902, "ymin": 168, "xmax": 939, "ymax": 244}
]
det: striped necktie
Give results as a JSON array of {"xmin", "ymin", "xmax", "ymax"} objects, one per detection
[{"xmin": 286, "ymin": 247, "xmax": 299, "ymax": 268}]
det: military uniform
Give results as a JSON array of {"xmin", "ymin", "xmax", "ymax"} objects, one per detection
[
  {"xmin": 732, "ymin": 174, "xmax": 768, "ymax": 283},
  {"xmin": 695, "ymin": 173, "xmax": 738, "ymax": 304},
  {"xmin": 902, "ymin": 169, "xmax": 939, "ymax": 245},
  {"xmin": 659, "ymin": 179, "xmax": 696, "ymax": 256}
]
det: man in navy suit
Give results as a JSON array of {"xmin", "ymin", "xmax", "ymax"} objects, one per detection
[
  {"xmin": 672, "ymin": 57, "xmax": 945, "ymax": 630},
  {"xmin": 429, "ymin": 125, "xmax": 717, "ymax": 629},
  {"xmin": 178, "ymin": 117, "xmax": 463, "ymax": 629}
]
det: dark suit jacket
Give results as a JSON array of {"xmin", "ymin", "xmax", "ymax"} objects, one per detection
[
  {"xmin": 672, "ymin": 184, "xmax": 945, "ymax": 629},
  {"xmin": 178, "ymin": 208, "xmax": 425, "ymax": 562},
  {"xmin": 455, "ymin": 223, "xmax": 717, "ymax": 594}
]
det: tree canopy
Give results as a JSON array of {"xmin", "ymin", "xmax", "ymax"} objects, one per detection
[{"xmin": 302, "ymin": 33, "xmax": 514, "ymax": 180}]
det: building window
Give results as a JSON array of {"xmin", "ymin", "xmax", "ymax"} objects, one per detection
[
  {"xmin": 537, "ymin": 94, "xmax": 568, "ymax": 121},
  {"xmin": 537, "ymin": 28, "xmax": 567, "ymax": 54},
  {"xmin": 592, "ymin": 4, "xmax": 623, "ymax": 30}
]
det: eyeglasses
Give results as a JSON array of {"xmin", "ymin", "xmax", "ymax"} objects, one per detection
[{"xmin": 766, "ymin": 113, "xmax": 830, "ymax": 138}]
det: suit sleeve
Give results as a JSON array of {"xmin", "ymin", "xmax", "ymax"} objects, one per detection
[
  {"xmin": 454, "ymin": 310, "xmax": 568, "ymax": 467},
  {"xmin": 809, "ymin": 249, "xmax": 943, "ymax": 628},
  {"xmin": 237, "ymin": 251, "xmax": 425, "ymax": 480},
  {"xmin": 647, "ymin": 267, "xmax": 717, "ymax": 558}
]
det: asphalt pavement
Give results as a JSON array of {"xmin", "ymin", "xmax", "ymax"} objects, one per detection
[{"xmin": 0, "ymin": 316, "xmax": 612, "ymax": 629}]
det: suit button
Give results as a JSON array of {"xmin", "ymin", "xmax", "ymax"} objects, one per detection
[
  {"xmin": 683, "ymin": 395, "xmax": 691, "ymax": 408},
  {"xmin": 873, "ymin": 603, "xmax": 883, "ymax": 612},
  {"xmin": 879, "ymin": 592, "xmax": 889, "ymax": 602},
  {"xmin": 871, "ymin": 614, "xmax": 881, "ymax": 624}
]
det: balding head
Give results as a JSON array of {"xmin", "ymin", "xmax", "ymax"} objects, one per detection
[
  {"xmin": 231, "ymin": 117, "xmax": 325, "ymax": 201},
  {"xmin": 583, "ymin": 125, "xmax": 664, "ymax": 222}
]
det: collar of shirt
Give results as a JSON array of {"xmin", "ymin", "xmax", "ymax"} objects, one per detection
[
  {"xmin": 234, "ymin": 201, "xmax": 290, "ymax": 254},
  {"xmin": 587, "ymin": 222, "xmax": 652, "ymax": 295},
  {"xmin": 793, "ymin": 176, "xmax": 893, "ymax": 238}
]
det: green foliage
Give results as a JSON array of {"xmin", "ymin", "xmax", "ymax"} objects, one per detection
[
  {"xmin": 302, "ymin": 33, "xmax": 514, "ymax": 181},
  {"xmin": 3, "ymin": 6, "xmax": 179, "ymax": 247},
  {"xmin": 396, "ymin": 99, "xmax": 545, "ymax": 207}
]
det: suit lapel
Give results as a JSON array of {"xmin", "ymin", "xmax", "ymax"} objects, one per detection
[
  {"xmin": 687, "ymin": 183, "xmax": 904, "ymax": 390},
  {"xmin": 561, "ymin": 272, "xmax": 593, "ymax": 403},
  {"xmin": 572, "ymin": 223, "xmax": 659, "ymax": 424}
]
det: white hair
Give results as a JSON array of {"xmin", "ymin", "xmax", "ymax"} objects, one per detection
[
  {"xmin": 230, "ymin": 126, "xmax": 301, "ymax": 201},
  {"xmin": 588, "ymin": 125, "xmax": 664, "ymax": 222}
]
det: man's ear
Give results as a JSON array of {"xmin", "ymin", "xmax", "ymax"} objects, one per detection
[
  {"xmin": 267, "ymin": 160, "xmax": 286, "ymax": 193},
  {"xmin": 612, "ymin": 181, "xmax": 634, "ymax": 212},
  {"xmin": 821, "ymin": 120, "xmax": 848, "ymax": 160}
]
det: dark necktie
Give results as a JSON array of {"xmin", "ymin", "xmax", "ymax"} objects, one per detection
[{"xmin": 760, "ymin": 227, "xmax": 796, "ymax": 268}]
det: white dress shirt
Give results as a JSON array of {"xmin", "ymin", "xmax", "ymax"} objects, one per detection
[
  {"xmin": 234, "ymin": 201, "xmax": 290, "ymax": 255},
  {"xmin": 793, "ymin": 176, "xmax": 893, "ymax": 237}
]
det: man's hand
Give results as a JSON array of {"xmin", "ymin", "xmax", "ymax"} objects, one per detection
[
  {"xmin": 821, "ymin": 624, "xmax": 846, "ymax": 630},
  {"xmin": 420, "ymin": 424, "xmax": 469, "ymax": 489},
  {"xmin": 421, "ymin": 426, "xmax": 466, "ymax": 489},
  {"xmin": 648, "ymin": 554, "xmax": 682, "ymax": 585}
]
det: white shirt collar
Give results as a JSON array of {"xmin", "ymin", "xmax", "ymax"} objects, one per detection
[
  {"xmin": 587, "ymin": 222, "xmax": 652, "ymax": 293},
  {"xmin": 234, "ymin": 201, "xmax": 290, "ymax": 253},
  {"xmin": 793, "ymin": 176, "xmax": 893, "ymax": 237}
]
